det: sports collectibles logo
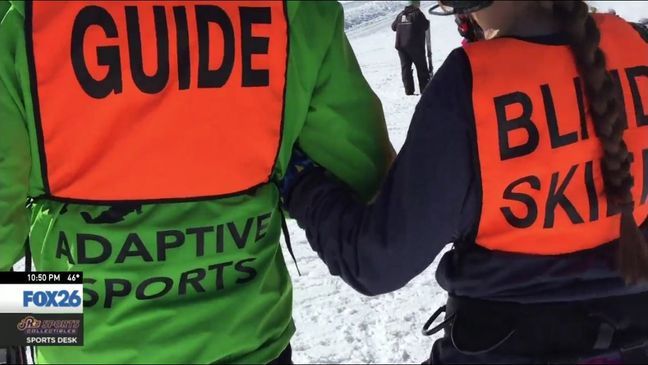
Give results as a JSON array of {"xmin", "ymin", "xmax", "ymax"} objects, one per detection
[
  {"xmin": 16, "ymin": 316, "xmax": 41, "ymax": 331},
  {"xmin": 17, "ymin": 316, "xmax": 80, "ymax": 336}
]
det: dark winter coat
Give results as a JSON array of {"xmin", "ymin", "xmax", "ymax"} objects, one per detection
[
  {"xmin": 392, "ymin": 6, "xmax": 430, "ymax": 51},
  {"xmin": 287, "ymin": 25, "xmax": 648, "ymax": 303}
]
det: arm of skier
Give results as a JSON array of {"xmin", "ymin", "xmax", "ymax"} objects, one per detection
[
  {"xmin": 298, "ymin": 2, "xmax": 395, "ymax": 201},
  {"xmin": 288, "ymin": 49, "xmax": 478, "ymax": 296},
  {"xmin": 0, "ymin": 6, "xmax": 31, "ymax": 271}
]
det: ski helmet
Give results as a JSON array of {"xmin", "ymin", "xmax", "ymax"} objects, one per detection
[
  {"xmin": 429, "ymin": 1, "xmax": 494, "ymax": 16},
  {"xmin": 408, "ymin": 1, "xmax": 421, "ymax": 7}
]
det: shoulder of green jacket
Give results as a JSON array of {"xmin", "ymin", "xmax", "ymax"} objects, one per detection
[
  {"xmin": 289, "ymin": 0, "xmax": 342, "ymax": 23},
  {"xmin": 7, "ymin": 1, "xmax": 22, "ymax": 17}
]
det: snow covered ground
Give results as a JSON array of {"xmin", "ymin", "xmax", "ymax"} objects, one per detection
[{"xmin": 287, "ymin": 1, "xmax": 648, "ymax": 364}]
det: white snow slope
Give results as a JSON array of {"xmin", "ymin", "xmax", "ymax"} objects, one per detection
[{"xmin": 286, "ymin": 2, "xmax": 648, "ymax": 364}]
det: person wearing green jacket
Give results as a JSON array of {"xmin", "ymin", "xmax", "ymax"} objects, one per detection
[{"xmin": 0, "ymin": 1, "xmax": 393, "ymax": 364}]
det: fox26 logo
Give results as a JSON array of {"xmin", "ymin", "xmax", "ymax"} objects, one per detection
[{"xmin": 23, "ymin": 290, "xmax": 82, "ymax": 308}]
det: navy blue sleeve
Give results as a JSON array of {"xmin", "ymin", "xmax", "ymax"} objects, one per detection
[{"xmin": 288, "ymin": 48, "xmax": 479, "ymax": 296}]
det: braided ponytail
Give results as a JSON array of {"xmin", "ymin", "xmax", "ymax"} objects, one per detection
[{"xmin": 552, "ymin": 1, "xmax": 648, "ymax": 284}]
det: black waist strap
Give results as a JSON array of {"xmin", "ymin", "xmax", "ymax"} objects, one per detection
[{"xmin": 424, "ymin": 292, "xmax": 648, "ymax": 360}]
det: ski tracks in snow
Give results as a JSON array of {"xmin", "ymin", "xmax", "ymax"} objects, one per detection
[{"xmin": 287, "ymin": 224, "xmax": 449, "ymax": 364}]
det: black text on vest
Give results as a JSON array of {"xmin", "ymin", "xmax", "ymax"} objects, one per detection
[
  {"xmin": 494, "ymin": 67, "xmax": 647, "ymax": 160},
  {"xmin": 71, "ymin": 5, "xmax": 273, "ymax": 99},
  {"xmin": 494, "ymin": 67, "xmax": 648, "ymax": 228}
]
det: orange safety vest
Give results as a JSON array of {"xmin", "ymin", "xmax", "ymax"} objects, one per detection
[
  {"xmin": 464, "ymin": 14, "xmax": 648, "ymax": 255},
  {"xmin": 28, "ymin": 1, "xmax": 288, "ymax": 202}
]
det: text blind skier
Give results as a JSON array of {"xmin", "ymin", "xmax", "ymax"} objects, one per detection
[{"xmin": 467, "ymin": 16, "xmax": 648, "ymax": 253}]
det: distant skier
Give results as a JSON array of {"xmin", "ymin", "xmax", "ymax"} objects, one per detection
[{"xmin": 392, "ymin": 0, "xmax": 430, "ymax": 95}]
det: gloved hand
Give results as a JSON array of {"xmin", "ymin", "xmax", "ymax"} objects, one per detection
[{"xmin": 279, "ymin": 147, "xmax": 318, "ymax": 207}]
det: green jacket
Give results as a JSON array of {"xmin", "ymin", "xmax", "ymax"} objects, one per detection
[
  {"xmin": 0, "ymin": 1, "xmax": 392, "ymax": 364},
  {"xmin": 0, "ymin": 2, "xmax": 9, "ymax": 18}
]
